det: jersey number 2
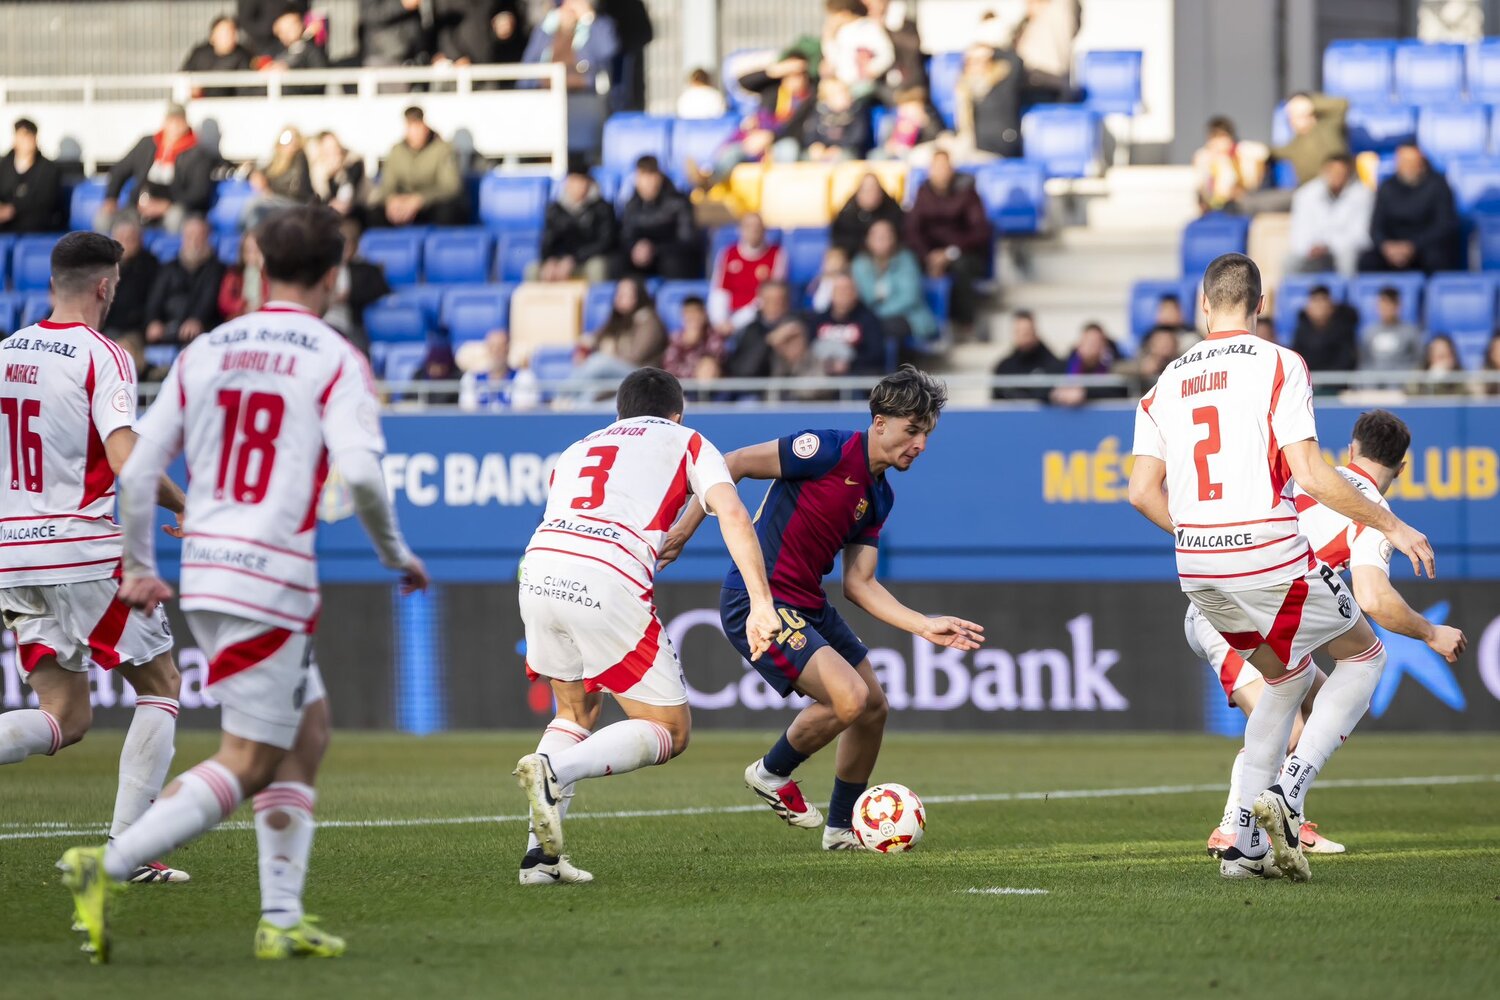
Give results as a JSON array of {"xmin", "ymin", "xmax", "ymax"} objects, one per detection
[
  {"xmin": 0, "ymin": 397, "xmax": 43, "ymax": 493},
  {"xmin": 1192, "ymin": 406, "xmax": 1224, "ymax": 501},
  {"xmin": 216, "ymin": 390, "xmax": 285, "ymax": 504},
  {"xmin": 570, "ymin": 446, "xmax": 619, "ymax": 510}
]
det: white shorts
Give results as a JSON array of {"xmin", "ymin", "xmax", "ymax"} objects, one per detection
[
  {"xmin": 519, "ymin": 551, "xmax": 686, "ymax": 707},
  {"xmin": 187, "ymin": 611, "xmax": 326, "ymax": 751},
  {"xmin": 1186, "ymin": 562, "xmax": 1361, "ymax": 671},
  {"xmin": 1, "ymin": 579, "xmax": 173, "ymax": 674},
  {"xmin": 1185, "ymin": 603, "xmax": 1263, "ymax": 706}
]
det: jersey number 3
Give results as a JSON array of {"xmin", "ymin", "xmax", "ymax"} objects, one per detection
[
  {"xmin": 0, "ymin": 397, "xmax": 44, "ymax": 493},
  {"xmin": 570, "ymin": 446, "xmax": 619, "ymax": 510},
  {"xmin": 1192, "ymin": 405, "xmax": 1224, "ymax": 501},
  {"xmin": 216, "ymin": 390, "xmax": 285, "ymax": 504}
]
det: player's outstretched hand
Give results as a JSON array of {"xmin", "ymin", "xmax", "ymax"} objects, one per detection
[
  {"xmin": 399, "ymin": 555, "xmax": 430, "ymax": 596},
  {"xmin": 923, "ymin": 616, "xmax": 985, "ymax": 651},
  {"xmin": 119, "ymin": 574, "xmax": 173, "ymax": 615},
  {"xmin": 1387, "ymin": 520, "xmax": 1436, "ymax": 578},
  {"xmin": 161, "ymin": 513, "xmax": 185, "ymax": 540},
  {"xmin": 656, "ymin": 531, "xmax": 687, "ymax": 572},
  {"xmin": 1428, "ymin": 624, "xmax": 1467, "ymax": 663},
  {"xmin": 745, "ymin": 601, "xmax": 780, "ymax": 662}
]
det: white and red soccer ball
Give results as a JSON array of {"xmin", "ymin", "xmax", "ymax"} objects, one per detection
[{"xmin": 853, "ymin": 783, "xmax": 925, "ymax": 853}]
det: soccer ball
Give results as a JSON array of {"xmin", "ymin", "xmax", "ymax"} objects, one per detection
[{"xmin": 853, "ymin": 783, "xmax": 925, "ymax": 853}]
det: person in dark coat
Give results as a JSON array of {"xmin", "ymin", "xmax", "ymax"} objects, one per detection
[
  {"xmin": 956, "ymin": 43, "xmax": 1023, "ymax": 158},
  {"xmin": 532, "ymin": 171, "xmax": 617, "ymax": 281},
  {"xmin": 99, "ymin": 106, "xmax": 218, "ymax": 231},
  {"xmin": 1291, "ymin": 285, "xmax": 1359, "ymax": 374},
  {"xmin": 726, "ymin": 279, "xmax": 803, "ymax": 379},
  {"xmin": 239, "ymin": 0, "xmax": 308, "ymax": 57},
  {"xmin": 992, "ymin": 310, "xmax": 1062, "ymax": 400},
  {"xmin": 323, "ymin": 215, "xmax": 390, "ymax": 357},
  {"xmin": 101, "ymin": 215, "xmax": 161, "ymax": 374},
  {"xmin": 181, "ymin": 16, "xmax": 256, "ymax": 97},
  {"xmin": 432, "ymin": 0, "xmax": 529, "ymax": 65},
  {"xmin": 790, "ymin": 78, "xmax": 875, "ymax": 161},
  {"xmin": 598, "ymin": 0, "xmax": 653, "ymax": 112},
  {"xmin": 360, "ymin": 0, "xmax": 428, "ymax": 67},
  {"xmin": 144, "ymin": 217, "xmax": 224, "ymax": 348},
  {"xmin": 619, "ymin": 155, "xmax": 700, "ymax": 280},
  {"xmin": 831, "ymin": 173, "xmax": 904, "ymax": 255},
  {"xmin": 261, "ymin": 7, "xmax": 330, "ymax": 79},
  {"xmin": 905, "ymin": 150, "xmax": 992, "ymax": 336},
  {"xmin": 1358, "ymin": 143, "xmax": 1461, "ymax": 275},
  {"xmin": 0, "ymin": 119, "xmax": 62, "ymax": 234},
  {"xmin": 809, "ymin": 273, "xmax": 886, "ymax": 376},
  {"xmin": 866, "ymin": 0, "xmax": 927, "ymax": 91}
]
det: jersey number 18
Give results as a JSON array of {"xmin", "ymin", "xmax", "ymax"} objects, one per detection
[{"xmin": 216, "ymin": 390, "xmax": 285, "ymax": 504}]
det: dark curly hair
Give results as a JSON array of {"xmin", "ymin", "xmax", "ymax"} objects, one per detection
[{"xmin": 869, "ymin": 365, "xmax": 947, "ymax": 431}]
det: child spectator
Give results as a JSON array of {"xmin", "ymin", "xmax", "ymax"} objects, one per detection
[
  {"xmin": 808, "ymin": 245, "xmax": 851, "ymax": 312},
  {"xmin": 790, "ymin": 78, "xmax": 874, "ymax": 162},
  {"xmin": 677, "ymin": 67, "xmax": 728, "ymax": 119},
  {"xmin": 1359, "ymin": 286, "xmax": 1422, "ymax": 373},
  {"xmin": 709, "ymin": 212, "xmax": 784, "ymax": 330},
  {"xmin": 832, "ymin": 173, "xmax": 904, "ymax": 255},
  {"xmin": 663, "ymin": 296, "xmax": 729, "ymax": 382},
  {"xmin": 1192, "ymin": 116, "xmax": 1266, "ymax": 214},
  {"xmin": 875, "ymin": 87, "xmax": 942, "ymax": 161}
]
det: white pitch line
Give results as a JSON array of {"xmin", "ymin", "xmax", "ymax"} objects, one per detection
[
  {"xmin": 961, "ymin": 888, "xmax": 1050, "ymax": 895},
  {"xmin": 2, "ymin": 773, "xmax": 1496, "ymax": 843}
]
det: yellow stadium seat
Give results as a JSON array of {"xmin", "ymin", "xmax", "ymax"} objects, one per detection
[
  {"xmin": 759, "ymin": 163, "xmax": 835, "ymax": 228},
  {"xmin": 829, "ymin": 161, "xmax": 908, "ymax": 213},
  {"xmin": 508, "ymin": 281, "xmax": 585, "ymax": 367},
  {"xmin": 728, "ymin": 162, "xmax": 765, "ymax": 214}
]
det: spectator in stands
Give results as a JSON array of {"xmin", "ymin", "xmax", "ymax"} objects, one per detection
[
  {"xmin": 240, "ymin": 0, "xmax": 307, "ymax": 57},
  {"xmin": 955, "ymin": 43, "xmax": 1023, "ymax": 160},
  {"xmin": 677, "ymin": 68, "xmax": 728, "ymax": 120},
  {"xmin": 821, "ymin": 0, "xmax": 895, "ymax": 97},
  {"xmin": 99, "ymin": 106, "xmax": 217, "ymax": 232},
  {"xmin": 433, "ymin": 1, "xmax": 530, "ymax": 68},
  {"xmin": 410, "ymin": 342, "xmax": 461, "ymax": 406},
  {"xmin": 1011, "ymin": 0, "xmax": 1079, "ymax": 104},
  {"xmin": 1050, "ymin": 322, "xmax": 1126, "ymax": 407},
  {"xmin": 1291, "ymin": 284, "xmax": 1358, "ymax": 374},
  {"xmin": 245, "ymin": 126, "xmax": 314, "ymax": 227},
  {"xmin": 620, "ymin": 155, "xmax": 700, "ymax": 280},
  {"xmin": 0, "ymin": 119, "xmax": 61, "ymax": 234},
  {"xmin": 370, "ymin": 107, "xmax": 468, "ymax": 226},
  {"xmin": 991, "ymin": 309, "xmax": 1061, "ymax": 401},
  {"xmin": 1272, "ymin": 92, "xmax": 1349, "ymax": 188},
  {"xmin": 1287, "ymin": 153, "xmax": 1371, "ymax": 277},
  {"xmin": 144, "ymin": 217, "xmax": 224, "ymax": 353},
  {"xmin": 789, "ymin": 78, "xmax": 875, "ymax": 162},
  {"xmin": 1360, "ymin": 285, "xmax": 1422, "ymax": 374},
  {"xmin": 727, "ymin": 279, "xmax": 804, "ymax": 379},
  {"xmin": 534, "ymin": 170, "xmax": 618, "ymax": 282},
  {"xmin": 359, "ymin": 0, "xmax": 428, "ymax": 67},
  {"xmin": 574, "ymin": 276, "xmax": 668, "ymax": 381},
  {"xmin": 522, "ymin": 0, "xmax": 620, "ymax": 93},
  {"xmin": 1417, "ymin": 334, "xmax": 1466, "ymax": 397},
  {"xmin": 182, "ymin": 15, "xmax": 255, "ymax": 97},
  {"xmin": 101, "ymin": 215, "xmax": 160, "ymax": 374},
  {"xmin": 663, "ymin": 296, "xmax": 728, "ymax": 383},
  {"xmin": 458, "ymin": 331, "xmax": 540, "ymax": 411},
  {"xmin": 906, "ymin": 150, "xmax": 991, "ymax": 340},
  {"xmin": 808, "ymin": 246, "xmax": 851, "ymax": 312},
  {"xmin": 1119, "ymin": 325, "xmax": 1183, "ymax": 396},
  {"xmin": 853, "ymin": 219, "xmax": 936, "ymax": 345},
  {"xmin": 1359, "ymin": 143, "xmax": 1460, "ymax": 275},
  {"xmin": 323, "ymin": 215, "xmax": 389, "ymax": 356},
  {"xmin": 310, "ymin": 131, "xmax": 371, "ymax": 216},
  {"xmin": 865, "ymin": 0, "xmax": 926, "ymax": 92},
  {"xmin": 832, "ymin": 173, "xmax": 904, "ymax": 255},
  {"xmin": 1254, "ymin": 316, "xmax": 1276, "ymax": 342},
  {"xmin": 874, "ymin": 87, "xmax": 942, "ymax": 161},
  {"xmin": 1484, "ymin": 333, "xmax": 1500, "ymax": 396},
  {"xmin": 809, "ymin": 273, "xmax": 886, "ymax": 376},
  {"xmin": 1154, "ymin": 294, "xmax": 1193, "ymax": 337},
  {"xmin": 702, "ymin": 55, "xmax": 814, "ymax": 187},
  {"xmin": 260, "ymin": 7, "xmax": 329, "ymax": 73},
  {"xmin": 1192, "ymin": 116, "xmax": 1267, "ymax": 214},
  {"xmin": 709, "ymin": 212, "xmax": 784, "ymax": 330},
  {"xmin": 598, "ymin": 0, "xmax": 653, "ymax": 112},
  {"xmin": 768, "ymin": 324, "xmax": 829, "ymax": 396},
  {"xmin": 218, "ymin": 232, "xmax": 268, "ymax": 321}
]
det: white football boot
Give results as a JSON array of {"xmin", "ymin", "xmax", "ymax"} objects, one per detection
[
  {"xmin": 514, "ymin": 753, "xmax": 566, "ymax": 856},
  {"xmin": 821, "ymin": 827, "xmax": 866, "ymax": 851},
  {"xmin": 743, "ymin": 760, "xmax": 824, "ymax": 829},
  {"xmin": 519, "ymin": 849, "xmax": 594, "ymax": 885},
  {"xmin": 1253, "ymin": 785, "xmax": 1311, "ymax": 882}
]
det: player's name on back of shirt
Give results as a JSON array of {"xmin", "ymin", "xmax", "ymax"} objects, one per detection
[
  {"xmin": 4, "ymin": 362, "xmax": 41, "ymax": 384},
  {"xmin": 2, "ymin": 336, "xmax": 80, "ymax": 358},
  {"xmin": 583, "ymin": 417, "xmax": 676, "ymax": 441}
]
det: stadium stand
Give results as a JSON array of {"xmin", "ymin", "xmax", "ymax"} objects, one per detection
[
  {"xmin": 442, "ymin": 286, "xmax": 514, "ymax": 344},
  {"xmin": 1425, "ymin": 271, "xmax": 1498, "ymax": 368},
  {"xmin": 1348, "ymin": 273, "xmax": 1426, "ymax": 330},
  {"xmin": 360, "ymin": 231, "xmax": 423, "ymax": 288},
  {"xmin": 1323, "ymin": 40, "xmax": 1397, "ymax": 103},
  {"xmin": 1078, "ymin": 50, "xmax": 1144, "ymax": 116},
  {"xmin": 1275, "ymin": 273, "xmax": 1347, "ymax": 342},
  {"xmin": 424, "ymin": 231, "xmax": 494, "ymax": 285},
  {"xmin": 1020, "ymin": 106, "xmax": 1104, "ymax": 179},
  {"xmin": 478, "ymin": 174, "xmax": 551, "ymax": 233},
  {"xmin": 11, "ymin": 235, "xmax": 62, "ymax": 293},
  {"xmin": 1416, "ymin": 104, "xmax": 1489, "ymax": 170},
  {"xmin": 1394, "ymin": 41, "xmax": 1467, "ymax": 105},
  {"xmin": 1180, "ymin": 213, "xmax": 1250, "ymax": 278},
  {"xmin": 601, "ymin": 114, "xmax": 674, "ymax": 174}
]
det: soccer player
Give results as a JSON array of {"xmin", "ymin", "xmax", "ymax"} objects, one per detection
[
  {"xmin": 1192, "ymin": 409, "xmax": 1466, "ymax": 858},
  {"xmin": 513, "ymin": 367, "xmax": 779, "ymax": 883},
  {"xmin": 1128, "ymin": 253, "xmax": 1435, "ymax": 882},
  {"xmin": 659, "ymin": 366, "xmax": 984, "ymax": 851},
  {"xmin": 0, "ymin": 231, "xmax": 191, "ymax": 884},
  {"xmin": 57, "ymin": 206, "xmax": 428, "ymax": 963}
]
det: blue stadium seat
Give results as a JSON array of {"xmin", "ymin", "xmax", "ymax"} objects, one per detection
[
  {"xmin": 1275, "ymin": 274, "xmax": 1347, "ymax": 342},
  {"xmin": 972, "ymin": 160, "xmax": 1046, "ymax": 234},
  {"xmin": 69, "ymin": 178, "xmax": 108, "ymax": 231},
  {"xmin": 782, "ymin": 227, "xmax": 830, "ymax": 290},
  {"xmin": 589, "ymin": 166, "xmax": 623, "ymax": 206},
  {"xmin": 928, "ymin": 52, "xmax": 965, "ymax": 127},
  {"xmin": 21, "ymin": 292, "xmax": 51, "ymax": 328},
  {"xmin": 423, "ymin": 229, "xmax": 494, "ymax": 285},
  {"xmin": 442, "ymin": 285, "xmax": 514, "ymax": 342},
  {"xmin": 360, "ymin": 231, "xmax": 423, "ymax": 287},
  {"xmin": 531, "ymin": 345, "xmax": 576, "ymax": 383},
  {"xmin": 143, "ymin": 345, "xmax": 180, "ymax": 371},
  {"xmin": 1470, "ymin": 38, "xmax": 1500, "ymax": 104},
  {"xmin": 1394, "ymin": 42, "xmax": 1466, "ymax": 105},
  {"xmin": 0, "ymin": 234, "xmax": 14, "ymax": 289},
  {"xmin": 1450, "ymin": 330, "xmax": 1492, "ymax": 371},
  {"xmin": 207, "ymin": 178, "xmax": 254, "ymax": 234},
  {"xmin": 11, "ymin": 235, "xmax": 62, "ymax": 292},
  {"xmin": 922, "ymin": 277, "xmax": 951, "ymax": 325},
  {"xmin": 1078, "ymin": 50, "xmax": 1143, "ymax": 115},
  {"xmin": 477, "ymin": 173, "xmax": 551, "ymax": 233},
  {"xmin": 670, "ymin": 116, "xmax": 738, "ymax": 180},
  {"xmin": 1346, "ymin": 104, "xmax": 1417, "ymax": 154},
  {"xmin": 1375, "ymin": 151, "xmax": 1399, "ymax": 186},
  {"xmin": 1347, "ymin": 272, "xmax": 1425, "ymax": 332},
  {"xmin": 363, "ymin": 294, "xmax": 429, "ymax": 343},
  {"xmin": 1425, "ymin": 273, "xmax": 1498, "ymax": 352},
  {"xmin": 722, "ymin": 48, "xmax": 775, "ymax": 116},
  {"xmin": 494, "ymin": 229, "xmax": 541, "ymax": 282},
  {"xmin": 1179, "ymin": 213, "xmax": 1250, "ymax": 278},
  {"xmin": 375, "ymin": 342, "xmax": 429, "ymax": 382},
  {"xmin": 1444, "ymin": 156, "xmax": 1500, "ymax": 216},
  {"xmin": 145, "ymin": 230, "xmax": 181, "ymax": 263},
  {"xmin": 1323, "ymin": 40, "xmax": 1396, "ymax": 103},
  {"xmin": 217, "ymin": 232, "xmax": 242, "ymax": 265},
  {"xmin": 1020, "ymin": 106, "xmax": 1101, "ymax": 179},
  {"xmin": 0, "ymin": 293, "xmax": 18, "ymax": 336},
  {"xmin": 1128, "ymin": 278, "xmax": 1198, "ymax": 340},
  {"xmin": 583, "ymin": 282, "xmax": 617, "ymax": 333},
  {"xmin": 402, "ymin": 285, "xmax": 447, "ymax": 325},
  {"xmin": 655, "ymin": 280, "xmax": 711, "ymax": 332},
  {"xmin": 601, "ymin": 113, "xmax": 674, "ymax": 174},
  {"xmin": 1476, "ymin": 213, "xmax": 1500, "ymax": 270},
  {"xmin": 1416, "ymin": 104, "xmax": 1489, "ymax": 170}
]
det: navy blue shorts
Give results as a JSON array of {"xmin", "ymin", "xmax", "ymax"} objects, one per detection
[{"xmin": 719, "ymin": 587, "xmax": 870, "ymax": 697}]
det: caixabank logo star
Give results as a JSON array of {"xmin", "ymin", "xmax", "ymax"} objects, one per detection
[{"xmin": 1369, "ymin": 602, "xmax": 1465, "ymax": 717}]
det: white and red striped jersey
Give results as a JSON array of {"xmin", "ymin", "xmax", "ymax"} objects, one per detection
[
  {"xmin": 1132, "ymin": 330, "xmax": 1321, "ymax": 593},
  {"xmin": 1293, "ymin": 463, "xmax": 1394, "ymax": 576},
  {"xmin": 0, "ymin": 321, "xmax": 136, "ymax": 586},
  {"xmin": 526, "ymin": 416, "xmax": 734, "ymax": 592},
  {"xmin": 134, "ymin": 303, "xmax": 384, "ymax": 633}
]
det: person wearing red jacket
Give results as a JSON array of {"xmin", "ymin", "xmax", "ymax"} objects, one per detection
[{"xmin": 904, "ymin": 150, "xmax": 992, "ymax": 340}]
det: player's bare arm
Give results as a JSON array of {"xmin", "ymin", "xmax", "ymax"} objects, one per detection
[
  {"xmin": 705, "ymin": 482, "xmax": 778, "ymax": 660},
  {"xmin": 659, "ymin": 439, "xmax": 783, "ymax": 569},
  {"xmin": 1350, "ymin": 565, "xmax": 1466, "ymax": 662},
  {"xmin": 103, "ymin": 427, "xmax": 187, "ymax": 537},
  {"xmin": 841, "ymin": 544, "xmax": 983, "ymax": 651},
  {"xmin": 1282, "ymin": 439, "xmax": 1435, "ymax": 577},
  {"xmin": 1127, "ymin": 455, "xmax": 1175, "ymax": 535}
]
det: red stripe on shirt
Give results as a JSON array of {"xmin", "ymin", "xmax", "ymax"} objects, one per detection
[
  {"xmin": 181, "ymin": 562, "xmax": 319, "ymax": 593},
  {"xmin": 0, "ymin": 556, "xmax": 121, "ymax": 573},
  {"xmin": 524, "ymin": 546, "xmax": 651, "ymax": 595},
  {"xmin": 184, "ymin": 531, "xmax": 315, "ymax": 562},
  {"xmin": 1176, "ymin": 516, "xmax": 1298, "ymax": 529},
  {"xmin": 1179, "ymin": 548, "xmax": 1314, "ymax": 580},
  {"xmin": 534, "ymin": 528, "xmax": 653, "ymax": 578}
]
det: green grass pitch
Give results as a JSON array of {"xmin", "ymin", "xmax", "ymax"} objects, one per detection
[{"xmin": 2, "ymin": 731, "xmax": 1497, "ymax": 998}]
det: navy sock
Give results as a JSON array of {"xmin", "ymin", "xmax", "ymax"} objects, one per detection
[
  {"xmin": 827, "ymin": 777, "xmax": 867, "ymax": 830},
  {"xmin": 762, "ymin": 730, "xmax": 810, "ymax": 778}
]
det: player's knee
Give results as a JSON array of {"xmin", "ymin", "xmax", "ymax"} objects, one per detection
[
  {"xmin": 667, "ymin": 724, "xmax": 690, "ymax": 758},
  {"xmin": 55, "ymin": 709, "xmax": 92, "ymax": 749},
  {"xmin": 831, "ymin": 679, "xmax": 869, "ymax": 727},
  {"xmin": 861, "ymin": 686, "xmax": 889, "ymax": 727}
]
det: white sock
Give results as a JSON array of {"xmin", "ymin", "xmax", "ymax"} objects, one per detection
[
  {"xmin": 548, "ymin": 719, "xmax": 673, "ymax": 787},
  {"xmin": 1279, "ymin": 639, "xmax": 1386, "ymax": 815},
  {"xmin": 254, "ymin": 782, "xmax": 317, "ymax": 929},
  {"xmin": 527, "ymin": 719, "xmax": 589, "ymax": 854},
  {"xmin": 104, "ymin": 760, "xmax": 242, "ymax": 880},
  {"xmin": 755, "ymin": 760, "xmax": 784, "ymax": 787},
  {"xmin": 110, "ymin": 697, "xmax": 179, "ymax": 838},
  {"xmin": 1236, "ymin": 657, "xmax": 1315, "ymax": 854},
  {"xmin": 0, "ymin": 709, "xmax": 61, "ymax": 763},
  {"xmin": 1219, "ymin": 749, "xmax": 1245, "ymax": 832}
]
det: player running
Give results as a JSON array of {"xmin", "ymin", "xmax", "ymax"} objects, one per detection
[
  {"xmin": 659, "ymin": 366, "xmax": 984, "ymax": 851},
  {"xmin": 513, "ymin": 367, "xmax": 779, "ymax": 883},
  {"xmin": 0, "ymin": 232, "xmax": 191, "ymax": 885},
  {"xmin": 57, "ymin": 206, "xmax": 428, "ymax": 963},
  {"xmin": 1129, "ymin": 253, "xmax": 1435, "ymax": 882},
  {"xmin": 1192, "ymin": 409, "xmax": 1466, "ymax": 858}
]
